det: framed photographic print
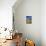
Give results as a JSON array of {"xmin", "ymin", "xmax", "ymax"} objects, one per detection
[{"xmin": 26, "ymin": 16, "xmax": 32, "ymax": 24}]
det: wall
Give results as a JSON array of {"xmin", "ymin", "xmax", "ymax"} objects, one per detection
[
  {"xmin": 41, "ymin": 0, "xmax": 46, "ymax": 46},
  {"xmin": 13, "ymin": 0, "xmax": 41, "ymax": 46}
]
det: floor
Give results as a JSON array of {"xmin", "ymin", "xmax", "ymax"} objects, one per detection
[{"xmin": 0, "ymin": 39, "xmax": 16, "ymax": 46}]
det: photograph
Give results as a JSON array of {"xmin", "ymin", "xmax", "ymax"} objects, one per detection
[{"xmin": 26, "ymin": 16, "xmax": 32, "ymax": 24}]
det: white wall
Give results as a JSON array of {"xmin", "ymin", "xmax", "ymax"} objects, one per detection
[
  {"xmin": 13, "ymin": 0, "xmax": 41, "ymax": 46},
  {"xmin": 41, "ymin": 0, "xmax": 46, "ymax": 46},
  {"xmin": 13, "ymin": 0, "xmax": 46, "ymax": 46},
  {"xmin": 0, "ymin": 0, "xmax": 16, "ymax": 29}
]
